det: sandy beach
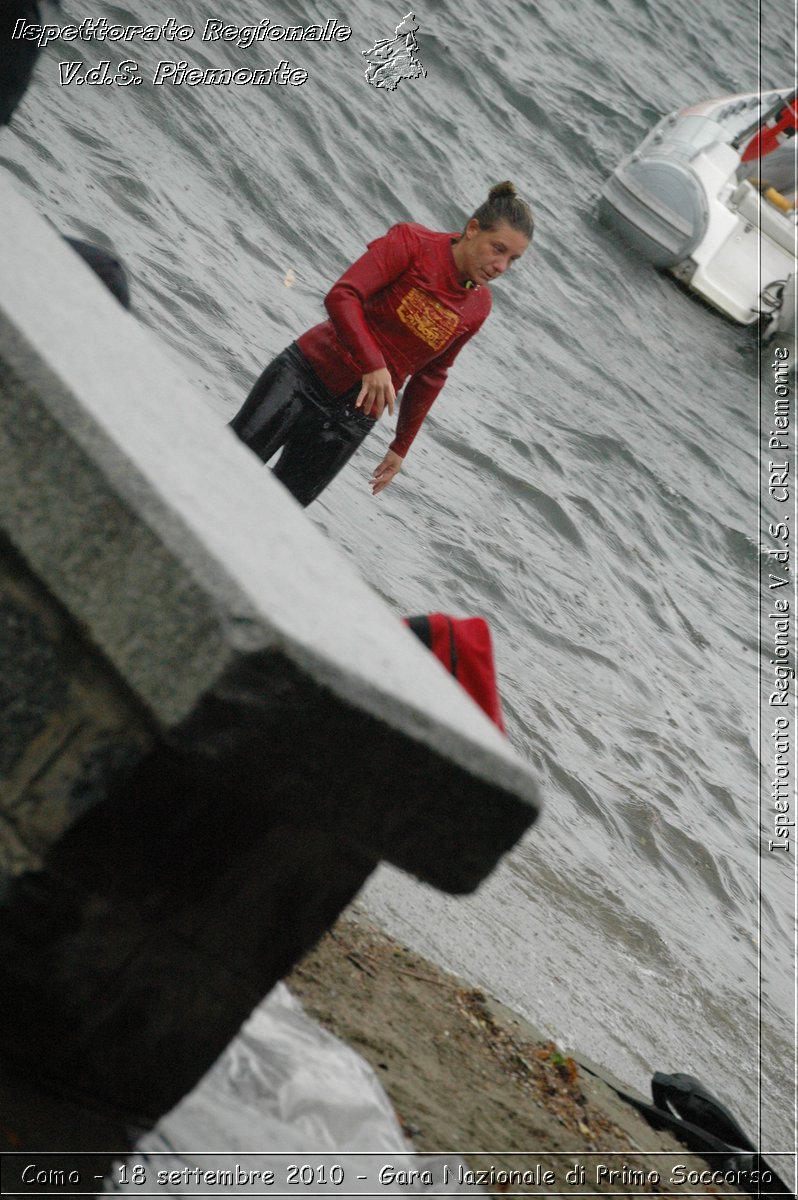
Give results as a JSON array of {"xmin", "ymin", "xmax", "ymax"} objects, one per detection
[{"xmin": 287, "ymin": 909, "xmax": 758, "ymax": 1198}]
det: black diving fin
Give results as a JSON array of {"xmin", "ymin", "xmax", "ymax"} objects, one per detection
[
  {"xmin": 651, "ymin": 1072, "xmax": 757, "ymax": 1152},
  {"xmin": 580, "ymin": 1064, "xmax": 794, "ymax": 1198}
]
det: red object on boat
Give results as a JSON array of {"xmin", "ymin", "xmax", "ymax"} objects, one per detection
[
  {"xmin": 741, "ymin": 91, "xmax": 798, "ymax": 162},
  {"xmin": 404, "ymin": 613, "xmax": 506, "ymax": 733}
]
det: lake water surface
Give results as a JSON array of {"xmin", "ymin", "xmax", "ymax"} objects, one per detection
[{"xmin": 2, "ymin": 0, "xmax": 793, "ymax": 1163}]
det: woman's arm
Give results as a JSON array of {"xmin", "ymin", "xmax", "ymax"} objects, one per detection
[
  {"xmin": 324, "ymin": 224, "xmax": 416, "ymax": 375},
  {"xmin": 370, "ymin": 449, "xmax": 404, "ymax": 495},
  {"xmin": 389, "ymin": 360, "xmax": 449, "ymax": 457},
  {"xmin": 357, "ymin": 367, "xmax": 396, "ymax": 418},
  {"xmin": 389, "ymin": 294, "xmax": 491, "ymax": 457}
]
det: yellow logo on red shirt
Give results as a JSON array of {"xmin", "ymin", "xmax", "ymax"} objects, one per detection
[{"xmin": 396, "ymin": 286, "xmax": 459, "ymax": 350}]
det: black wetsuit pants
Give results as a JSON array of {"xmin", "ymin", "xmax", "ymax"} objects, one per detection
[{"xmin": 229, "ymin": 343, "xmax": 374, "ymax": 507}]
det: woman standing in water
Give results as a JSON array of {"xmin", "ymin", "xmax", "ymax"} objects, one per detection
[{"xmin": 230, "ymin": 181, "xmax": 533, "ymax": 506}]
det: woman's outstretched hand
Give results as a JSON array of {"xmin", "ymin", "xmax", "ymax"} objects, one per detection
[
  {"xmin": 370, "ymin": 450, "xmax": 404, "ymax": 495},
  {"xmin": 356, "ymin": 368, "xmax": 396, "ymax": 418}
]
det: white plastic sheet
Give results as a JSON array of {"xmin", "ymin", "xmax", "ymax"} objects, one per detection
[{"xmin": 107, "ymin": 983, "xmax": 481, "ymax": 1197}]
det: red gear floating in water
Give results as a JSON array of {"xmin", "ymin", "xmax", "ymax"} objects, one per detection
[{"xmin": 404, "ymin": 613, "xmax": 506, "ymax": 733}]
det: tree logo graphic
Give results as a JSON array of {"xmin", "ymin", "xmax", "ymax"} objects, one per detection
[{"xmin": 362, "ymin": 12, "xmax": 426, "ymax": 91}]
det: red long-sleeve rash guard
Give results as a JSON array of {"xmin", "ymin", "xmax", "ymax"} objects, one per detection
[{"xmin": 296, "ymin": 223, "xmax": 491, "ymax": 458}]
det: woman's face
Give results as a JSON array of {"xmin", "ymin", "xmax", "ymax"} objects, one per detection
[{"xmin": 457, "ymin": 218, "xmax": 529, "ymax": 285}]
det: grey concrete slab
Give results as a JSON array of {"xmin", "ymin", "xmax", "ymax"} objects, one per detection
[{"xmin": 0, "ymin": 173, "xmax": 541, "ymax": 893}]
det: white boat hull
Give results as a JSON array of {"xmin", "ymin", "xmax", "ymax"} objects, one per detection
[{"xmin": 600, "ymin": 89, "xmax": 797, "ymax": 337}]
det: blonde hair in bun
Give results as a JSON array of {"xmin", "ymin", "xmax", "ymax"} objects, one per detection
[{"xmin": 469, "ymin": 180, "xmax": 534, "ymax": 239}]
